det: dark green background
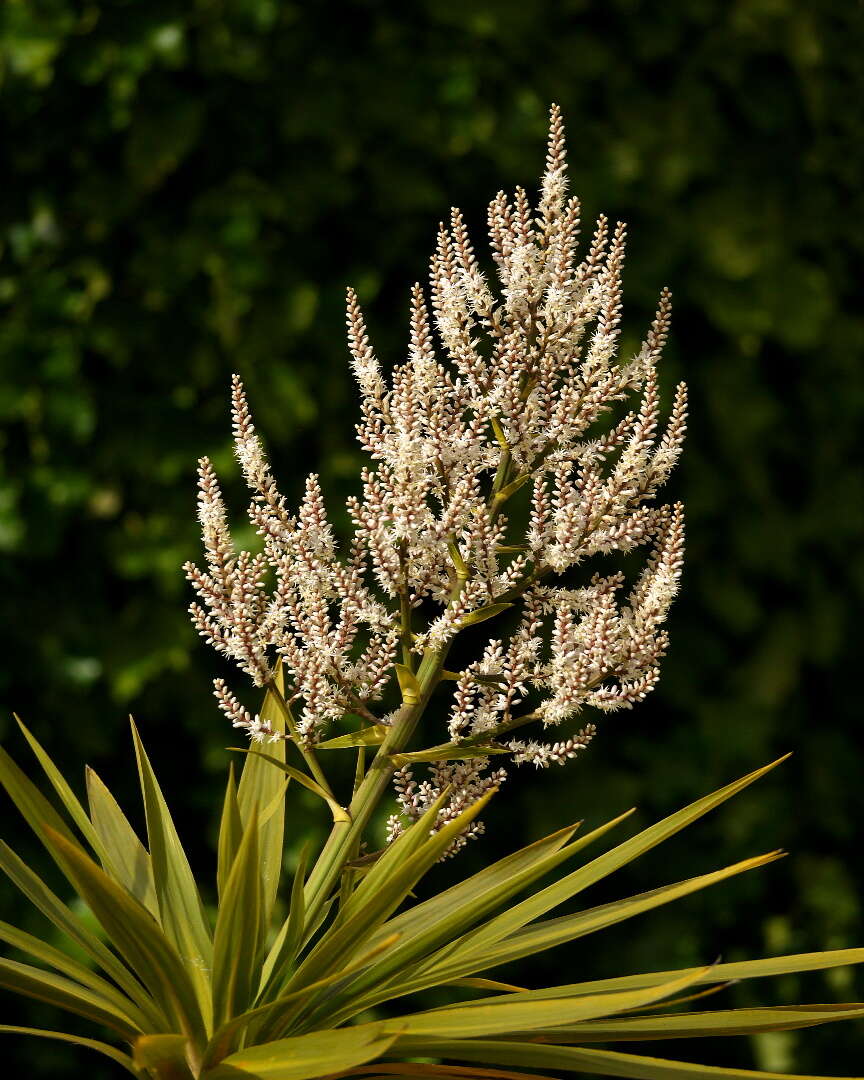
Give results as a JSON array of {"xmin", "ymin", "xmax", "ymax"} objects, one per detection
[{"xmin": 2, "ymin": 0, "xmax": 863, "ymax": 1074}]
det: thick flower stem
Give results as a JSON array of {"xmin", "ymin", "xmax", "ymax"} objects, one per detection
[{"xmin": 302, "ymin": 645, "xmax": 447, "ymax": 925}]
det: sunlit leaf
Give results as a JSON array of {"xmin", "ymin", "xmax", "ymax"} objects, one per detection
[
  {"xmin": 86, "ymin": 765, "xmax": 158, "ymax": 915},
  {"xmin": 130, "ymin": 719, "xmax": 213, "ymax": 1026},
  {"xmin": 204, "ymin": 1023, "xmax": 399, "ymax": 1080},
  {"xmin": 213, "ymin": 808, "xmax": 263, "ymax": 1027},
  {"xmin": 237, "ymin": 665, "xmax": 287, "ymax": 925},
  {"xmin": 42, "ymin": 828, "xmax": 208, "ymax": 1046},
  {"xmin": 0, "ymin": 1025, "xmax": 138, "ymax": 1075}
]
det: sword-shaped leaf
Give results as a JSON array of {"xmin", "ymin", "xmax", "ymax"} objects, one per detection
[
  {"xmin": 86, "ymin": 766, "xmax": 158, "ymax": 915},
  {"xmin": 237, "ymin": 665, "xmax": 287, "ymax": 924},
  {"xmin": 265, "ymin": 792, "xmax": 497, "ymax": 1039},
  {"xmin": 130, "ymin": 719, "xmax": 213, "ymax": 1026},
  {"xmin": 0, "ymin": 839, "xmax": 164, "ymax": 1026},
  {"xmin": 0, "ymin": 1025, "xmax": 139, "ymax": 1075},
  {"xmin": 0, "ymin": 917, "xmax": 152, "ymax": 1030},
  {"xmin": 536, "ymin": 948, "xmax": 864, "ymax": 999},
  {"xmin": 15, "ymin": 717, "xmax": 105, "ymax": 856},
  {"xmin": 317, "ymin": 727, "xmax": 389, "ymax": 749},
  {"xmin": 394, "ymin": 853, "xmax": 783, "ymax": 991},
  {"xmin": 526, "ymin": 1002, "xmax": 864, "ymax": 1042},
  {"xmin": 217, "ymin": 763, "xmax": 243, "ymax": 901},
  {"xmin": 0, "ymin": 955, "xmax": 141, "ymax": 1039},
  {"xmin": 393, "ymin": 1039, "xmax": 864, "ymax": 1079},
  {"xmin": 382, "ymin": 966, "xmax": 709, "ymax": 1040},
  {"xmin": 212, "ymin": 808, "xmax": 263, "ymax": 1027},
  {"xmin": 257, "ymin": 841, "xmax": 311, "ymax": 1001},
  {"xmin": 203, "ymin": 1023, "xmax": 399, "ymax": 1080},
  {"xmin": 42, "ymin": 828, "xmax": 208, "ymax": 1047},
  {"xmin": 426, "ymin": 758, "xmax": 789, "ymax": 964},
  {"xmin": 328, "ymin": 818, "xmax": 632, "ymax": 1021}
]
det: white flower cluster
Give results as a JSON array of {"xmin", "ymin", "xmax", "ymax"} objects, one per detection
[
  {"xmin": 186, "ymin": 105, "xmax": 686, "ymax": 845},
  {"xmin": 185, "ymin": 377, "xmax": 401, "ymax": 743}
]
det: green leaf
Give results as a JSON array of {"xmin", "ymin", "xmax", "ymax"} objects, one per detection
[
  {"xmin": 394, "ymin": 1039, "xmax": 864, "ymax": 1079},
  {"xmin": 268, "ymin": 792, "xmax": 497, "ymax": 1039},
  {"xmin": 134, "ymin": 1034, "xmax": 193, "ymax": 1079},
  {"xmin": 130, "ymin": 719, "xmax": 213, "ymax": 1026},
  {"xmin": 390, "ymin": 744, "xmax": 509, "ymax": 766},
  {"xmin": 202, "ymin": 934, "xmax": 400, "ymax": 1070},
  {"xmin": 217, "ymin": 764, "xmax": 244, "ymax": 901},
  {"xmin": 509, "ymin": 947, "xmax": 864, "ymax": 1000},
  {"xmin": 494, "ymin": 472, "xmax": 532, "ymax": 502},
  {"xmin": 420, "ymin": 759, "xmax": 789, "ymax": 970},
  {"xmin": 446, "ymin": 977, "xmax": 529, "ymax": 992},
  {"xmin": 456, "ymin": 603, "xmax": 513, "ymax": 629},
  {"xmin": 332, "ymin": 814, "xmax": 633, "ymax": 1022},
  {"xmin": 533, "ymin": 1002, "xmax": 864, "ymax": 1042},
  {"xmin": 413, "ymin": 852, "xmax": 782, "ymax": 986},
  {"xmin": 238, "ymin": 666, "xmax": 287, "ymax": 925},
  {"xmin": 394, "ymin": 663, "xmax": 421, "ymax": 705},
  {"xmin": 42, "ymin": 828, "xmax": 208, "ymax": 1047},
  {"xmin": 86, "ymin": 765, "xmax": 158, "ymax": 915},
  {"xmin": 0, "ymin": 839, "xmax": 164, "ymax": 1027},
  {"xmin": 15, "ymin": 717, "xmax": 105, "ymax": 856},
  {"xmin": 383, "ymin": 966, "xmax": 710, "ymax": 1040},
  {"xmin": 317, "ymin": 727, "xmax": 389, "ymax": 749},
  {"xmin": 0, "ymin": 916, "xmax": 152, "ymax": 1028},
  {"xmin": 257, "ymin": 841, "xmax": 311, "ymax": 1000},
  {"xmin": 0, "ymin": 955, "xmax": 141, "ymax": 1039},
  {"xmin": 331, "ymin": 821, "xmax": 587, "ymax": 1016},
  {"xmin": 204, "ymin": 1023, "xmax": 399, "ymax": 1080},
  {"xmin": 376, "ymin": 816, "xmax": 626, "ymax": 948},
  {"xmin": 0, "ymin": 743, "xmax": 80, "ymax": 851},
  {"xmin": 212, "ymin": 808, "xmax": 263, "ymax": 1027},
  {"xmin": 233, "ymin": 749, "xmax": 349, "ymax": 823},
  {"xmin": 335, "ymin": 787, "xmax": 456, "ymax": 928},
  {"xmin": 0, "ymin": 1025, "xmax": 139, "ymax": 1075}
]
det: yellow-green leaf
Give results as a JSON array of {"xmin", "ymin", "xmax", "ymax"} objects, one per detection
[
  {"xmin": 86, "ymin": 766, "xmax": 158, "ymax": 915},
  {"xmin": 394, "ymin": 664, "xmax": 421, "ymax": 705},
  {"xmin": 130, "ymin": 719, "xmax": 213, "ymax": 1026},
  {"xmin": 0, "ymin": 1025, "xmax": 138, "ymax": 1075},
  {"xmin": 0, "ymin": 917, "xmax": 153, "ymax": 1030},
  {"xmin": 212, "ymin": 809, "xmax": 263, "ymax": 1027},
  {"xmin": 423, "ymin": 759, "xmax": 789, "ymax": 968},
  {"xmin": 237, "ymin": 666, "xmax": 287, "ymax": 925},
  {"xmin": 550, "ymin": 948, "xmax": 864, "ymax": 999},
  {"xmin": 258, "ymin": 841, "xmax": 311, "ymax": 1001},
  {"xmin": 233, "ymin": 749, "xmax": 349, "ymax": 823},
  {"xmin": 270, "ymin": 792, "xmax": 497, "ymax": 1039},
  {"xmin": 333, "ymin": 814, "xmax": 634, "ymax": 1023},
  {"xmin": 0, "ymin": 956, "xmax": 141, "ymax": 1039},
  {"xmin": 317, "ymin": 727, "xmax": 389, "ymax": 749},
  {"xmin": 383, "ymin": 966, "xmax": 709, "ymax": 1040},
  {"xmin": 15, "ymin": 717, "xmax": 104, "ymax": 856},
  {"xmin": 414, "ymin": 853, "xmax": 782, "ymax": 987},
  {"xmin": 204, "ymin": 1023, "xmax": 398, "ymax": 1080},
  {"xmin": 457, "ymin": 603, "xmax": 513, "ymax": 629},
  {"xmin": 398, "ymin": 1039, "xmax": 864, "ymax": 1079},
  {"xmin": 537, "ymin": 1003, "xmax": 864, "ymax": 1042},
  {"xmin": 0, "ymin": 839, "xmax": 164, "ymax": 1026},
  {"xmin": 217, "ymin": 763, "xmax": 243, "ymax": 901},
  {"xmin": 134, "ymin": 1034, "xmax": 193, "ymax": 1078},
  {"xmin": 42, "ymin": 828, "xmax": 207, "ymax": 1047},
  {"xmin": 494, "ymin": 472, "xmax": 532, "ymax": 502}
]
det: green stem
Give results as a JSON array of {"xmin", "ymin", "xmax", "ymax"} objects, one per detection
[
  {"xmin": 268, "ymin": 684, "xmax": 339, "ymax": 804},
  {"xmin": 302, "ymin": 645, "xmax": 448, "ymax": 926}
]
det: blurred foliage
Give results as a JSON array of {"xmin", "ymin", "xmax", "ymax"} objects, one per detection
[{"xmin": 1, "ymin": 0, "xmax": 863, "ymax": 1075}]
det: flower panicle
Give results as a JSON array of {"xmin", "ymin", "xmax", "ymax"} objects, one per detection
[{"xmin": 186, "ymin": 105, "xmax": 687, "ymax": 847}]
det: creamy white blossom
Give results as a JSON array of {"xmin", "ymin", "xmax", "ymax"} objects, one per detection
[{"xmin": 186, "ymin": 105, "xmax": 686, "ymax": 850}]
